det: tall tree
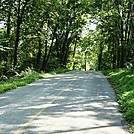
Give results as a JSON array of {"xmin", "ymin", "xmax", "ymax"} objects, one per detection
[{"xmin": 13, "ymin": 0, "xmax": 30, "ymax": 68}]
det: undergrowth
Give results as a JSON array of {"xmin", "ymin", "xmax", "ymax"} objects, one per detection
[
  {"xmin": 0, "ymin": 67, "xmax": 70, "ymax": 93},
  {"xmin": 102, "ymin": 68, "xmax": 134, "ymax": 133}
]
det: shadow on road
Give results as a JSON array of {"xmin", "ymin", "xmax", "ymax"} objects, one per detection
[{"xmin": 0, "ymin": 71, "xmax": 129, "ymax": 134}]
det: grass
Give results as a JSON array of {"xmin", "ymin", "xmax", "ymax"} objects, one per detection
[
  {"xmin": 0, "ymin": 68, "xmax": 70, "ymax": 94},
  {"xmin": 102, "ymin": 68, "xmax": 134, "ymax": 133}
]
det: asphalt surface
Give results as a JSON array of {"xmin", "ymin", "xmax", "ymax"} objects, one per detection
[{"xmin": 0, "ymin": 70, "xmax": 130, "ymax": 134}]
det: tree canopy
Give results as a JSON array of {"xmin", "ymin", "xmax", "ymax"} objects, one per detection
[{"xmin": 0, "ymin": 0, "xmax": 134, "ymax": 77}]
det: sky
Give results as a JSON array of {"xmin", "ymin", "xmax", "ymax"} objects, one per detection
[
  {"xmin": 81, "ymin": 23, "xmax": 96, "ymax": 38},
  {"xmin": 0, "ymin": 21, "xmax": 5, "ymax": 28}
]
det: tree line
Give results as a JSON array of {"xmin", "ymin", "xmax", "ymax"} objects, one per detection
[
  {"xmin": 81, "ymin": 0, "xmax": 134, "ymax": 70},
  {"xmin": 0, "ymin": 0, "xmax": 91, "ymax": 77},
  {"xmin": 0, "ymin": 0, "xmax": 134, "ymax": 78}
]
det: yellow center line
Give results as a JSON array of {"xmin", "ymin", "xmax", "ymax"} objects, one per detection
[{"xmin": 13, "ymin": 79, "xmax": 74, "ymax": 134}]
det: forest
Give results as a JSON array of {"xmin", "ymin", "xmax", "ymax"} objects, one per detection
[
  {"xmin": 0, "ymin": 0, "xmax": 134, "ymax": 132},
  {"xmin": 0, "ymin": 0, "xmax": 134, "ymax": 77}
]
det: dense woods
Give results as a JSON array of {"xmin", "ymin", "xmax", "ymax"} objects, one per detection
[
  {"xmin": 86, "ymin": 0, "xmax": 134, "ymax": 70},
  {"xmin": 0, "ymin": 0, "xmax": 134, "ymax": 78}
]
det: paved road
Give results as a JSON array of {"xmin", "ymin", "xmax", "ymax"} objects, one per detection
[{"xmin": 0, "ymin": 70, "xmax": 130, "ymax": 134}]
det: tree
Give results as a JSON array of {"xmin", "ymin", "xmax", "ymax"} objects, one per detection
[
  {"xmin": 13, "ymin": 0, "xmax": 31, "ymax": 68},
  {"xmin": 87, "ymin": 0, "xmax": 134, "ymax": 70}
]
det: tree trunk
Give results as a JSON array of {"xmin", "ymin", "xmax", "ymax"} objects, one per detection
[
  {"xmin": 98, "ymin": 44, "xmax": 103, "ymax": 71},
  {"xmin": 55, "ymin": 36, "xmax": 60, "ymax": 58},
  {"xmin": 13, "ymin": 0, "xmax": 29, "ymax": 68},
  {"xmin": 112, "ymin": 37, "xmax": 116, "ymax": 69},
  {"xmin": 60, "ymin": 30, "xmax": 69, "ymax": 66},
  {"xmin": 63, "ymin": 37, "xmax": 71, "ymax": 67},
  {"xmin": 85, "ymin": 52, "xmax": 87, "ymax": 71},
  {"xmin": 73, "ymin": 41, "xmax": 77, "ymax": 70},
  {"xmin": 13, "ymin": 18, "xmax": 21, "ymax": 68},
  {"xmin": 42, "ymin": 40, "xmax": 48, "ymax": 71},
  {"xmin": 120, "ymin": 20, "xmax": 124, "ymax": 68},
  {"xmin": 117, "ymin": 38, "xmax": 120, "ymax": 68},
  {"xmin": 4, "ymin": 6, "xmax": 11, "ymax": 75},
  {"xmin": 36, "ymin": 38, "xmax": 42, "ymax": 70},
  {"xmin": 42, "ymin": 24, "xmax": 58, "ymax": 71}
]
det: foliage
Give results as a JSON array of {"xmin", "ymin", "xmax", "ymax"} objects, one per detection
[
  {"xmin": 103, "ymin": 69, "xmax": 134, "ymax": 133},
  {"xmin": 78, "ymin": 0, "xmax": 134, "ymax": 71},
  {"xmin": 1, "ymin": 0, "xmax": 133, "ymax": 74},
  {"xmin": 0, "ymin": 0, "xmax": 92, "ymax": 76}
]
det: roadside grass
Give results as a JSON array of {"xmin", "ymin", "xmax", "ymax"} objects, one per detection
[
  {"xmin": 102, "ymin": 69, "xmax": 134, "ymax": 133},
  {"xmin": 0, "ymin": 68, "xmax": 70, "ymax": 94}
]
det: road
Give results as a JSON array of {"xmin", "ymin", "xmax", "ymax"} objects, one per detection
[{"xmin": 0, "ymin": 70, "xmax": 130, "ymax": 134}]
